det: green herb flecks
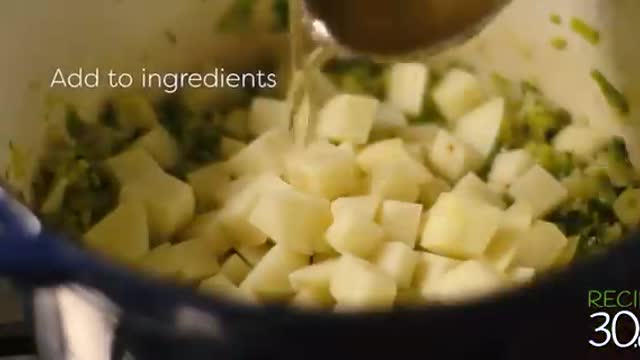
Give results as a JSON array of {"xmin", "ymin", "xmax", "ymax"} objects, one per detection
[
  {"xmin": 550, "ymin": 37, "xmax": 567, "ymax": 50},
  {"xmin": 591, "ymin": 70, "xmax": 629, "ymax": 116},
  {"xmin": 570, "ymin": 18, "xmax": 600, "ymax": 45},
  {"xmin": 550, "ymin": 14, "xmax": 562, "ymax": 25}
]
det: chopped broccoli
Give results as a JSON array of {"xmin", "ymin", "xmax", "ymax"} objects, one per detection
[{"xmin": 525, "ymin": 142, "xmax": 574, "ymax": 178}]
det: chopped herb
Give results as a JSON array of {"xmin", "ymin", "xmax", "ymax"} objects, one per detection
[
  {"xmin": 550, "ymin": 14, "xmax": 562, "ymax": 25},
  {"xmin": 591, "ymin": 70, "xmax": 629, "ymax": 116},
  {"xmin": 550, "ymin": 37, "xmax": 567, "ymax": 50},
  {"xmin": 217, "ymin": 0, "xmax": 255, "ymax": 32},
  {"xmin": 570, "ymin": 18, "xmax": 600, "ymax": 45},
  {"xmin": 272, "ymin": 0, "xmax": 289, "ymax": 31},
  {"xmin": 164, "ymin": 30, "xmax": 177, "ymax": 45}
]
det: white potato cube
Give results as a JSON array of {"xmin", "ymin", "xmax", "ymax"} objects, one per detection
[
  {"xmin": 180, "ymin": 211, "xmax": 233, "ymax": 255},
  {"xmin": 120, "ymin": 171, "xmax": 195, "ymax": 244},
  {"xmin": 85, "ymin": 200, "xmax": 148, "ymax": 263},
  {"xmin": 430, "ymin": 260, "xmax": 506, "ymax": 302},
  {"xmin": 421, "ymin": 192, "xmax": 503, "ymax": 259},
  {"xmin": 171, "ymin": 238, "xmax": 221, "ymax": 281},
  {"xmin": 483, "ymin": 202, "xmax": 533, "ymax": 271},
  {"xmin": 223, "ymin": 109, "xmax": 250, "ymax": 140},
  {"xmin": 373, "ymin": 242, "xmax": 420, "ymax": 289},
  {"xmin": 235, "ymin": 243, "xmax": 271, "ymax": 266},
  {"xmin": 220, "ymin": 254, "xmax": 252, "ymax": 285},
  {"xmin": 357, "ymin": 139, "xmax": 431, "ymax": 182},
  {"xmin": 369, "ymin": 162, "xmax": 422, "ymax": 202},
  {"xmin": 240, "ymin": 245, "xmax": 309, "ymax": 301},
  {"xmin": 289, "ymin": 259, "xmax": 337, "ymax": 291},
  {"xmin": 508, "ymin": 165, "xmax": 568, "ymax": 218},
  {"xmin": 419, "ymin": 177, "xmax": 451, "ymax": 208},
  {"xmin": 330, "ymin": 255, "xmax": 397, "ymax": 309},
  {"xmin": 331, "ymin": 195, "xmax": 381, "ymax": 220},
  {"xmin": 508, "ymin": 267, "xmax": 536, "ymax": 285},
  {"xmin": 249, "ymin": 188, "xmax": 332, "ymax": 255},
  {"xmin": 488, "ymin": 149, "xmax": 534, "ymax": 193},
  {"xmin": 227, "ymin": 128, "xmax": 293, "ymax": 176},
  {"xmin": 454, "ymin": 97, "xmax": 505, "ymax": 158},
  {"xmin": 187, "ymin": 163, "xmax": 232, "ymax": 210},
  {"xmin": 372, "ymin": 103, "xmax": 409, "ymax": 137},
  {"xmin": 291, "ymin": 287, "xmax": 335, "ymax": 309},
  {"xmin": 219, "ymin": 174, "xmax": 292, "ymax": 247},
  {"xmin": 248, "ymin": 97, "xmax": 291, "ymax": 136},
  {"xmin": 513, "ymin": 221, "xmax": 568, "ymax": 270},
  {"xmin": 316, "ymin": 94, "xmax": 380, "ymax": 144},
  {"xmin": 452, "ymin": 172, "xmax": 505, "ymax": 208},
  {"xmin": 432, "ymin": 69, "xmax": 486, "ymax": 123},
  {"xmin": 428, "ymin": 130, "xmax": 482, "ymax": 181},
  {"xmin": 220, "ymin": 137, "xmax": 246, "ymax": 159},
  {"xmin": 139, "ymin": 243, "xmax": 181, "ymax": 278},
  {"xmin": 326, "ymin": 211, "xmax": 385, "ymax": 258},
  {"xmin": 554, "ymin": 235, "xmax": 580, "ymax": 267},
  {"xmin": 502, "ymin": 201, "xmax": 534, "ymax": 230},
  {"xmin": 106, "ymin": 148, "xmax": 162, "ymax": 185},
  {"xmin": 133, "ymin": 126, "xmax": 179, "ymax": 169},
  {"xmin": 399, "ymin": 124, "xmax": 440, "ymax": 145},
  {"xmin": 200, "ymin": 274, "xmax": 250, "ymax": 302},
  {"xmin": 553, "ymin": 125, "xmax": 610, "ymax": 161},
  {"xmin": 113, "ymin": 93, "xmax": 158, "ymax": 130},
  {"xmin": 413, "ymin": 252, "xmax": 461, "ymax": 299},
  {"xmin": 386, "ymin": 63, "xmax": 429, "ymax": 116},
  {"xmin": 285, "ymin": 142, "xmax": 359, "ymax": 199},
  {"xmin": 379, "ymin": 200, "xmax": 423, "ymax": 247}
]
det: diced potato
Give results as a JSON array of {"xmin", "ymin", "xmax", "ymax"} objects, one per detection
[
  {"xmin": 133, "ymin": 126, "xmax": 179, "ymax": 169},
  {"xmin": 395, "ymin": 288, "xmax": 424, "ymax": 307},
  {"xmin": 187, "ymin": 163, "xmax": 232, "ymax": 211},
  {"xmin": 220, "ymin": 254, "xmax": 252, "ymax": 285},
  {"xmin": 421, "ymin": 192, "xmax": 503, "ymax": 259},
  {"xmin": 120, "ymin": 170, "xmax": 195, "ymax": 244},
  {"xmin": 372, "ymin": 103, "xmax": 409, "ymax": 138},
  {"xmin": 405, "ymin": 143, "xmax": 425, "ymax": 162},
  {"xmin": 316, "ymin": 94, "xmax": 380, "ymax": 144},
  {"xmin": 313, "ymin": 250, "xmax": 340, "ymax": 264},
  {"xmin": 452, "ymin": 172, "xmax": 505, "ymax": 208},
  {"xmin": 419, "ymin": 177, "xmax": 451, "ymax": 208},
  {"xmin": 180, "ymin": 211, "xmax": 233, "ymax": 255},
  {"xmin": 289, "ymin": 259, "xmax": 337, "ymax": 291},
  {"xmin": 483, "ymin": 202, "xmax": 533, "ymax": 271},
  {"xmin": 331, "ymin": 195, "xmax": 381, "ymax": 220},
  {"xmin": 326, "ymin": 211, "xmax": 385, "ymax": 258},
  {"xmin": 236, "ymin": 243, "xmax": 271, "ymax": 267},
  {"xmin": 398, "ymin": 124, "xmax": 440, "ymax": 146},
  {"xmin": 285, "ymin": 142, "xmax": 359, "ymax": 199},
  {"xmin": 330, "ymin": 255, "xmax": 397, "ymax": 309},
  {"xmin": 386, "ymin": 63, "xmax": 429, "ymax": 116},
  {"xmin": 139, "ymin": 243, "xmax": 181, "ymax": 278},
  {"xmin": 613, "ymin": 188, "xmax": 640, "ymax": 227},
  {"xmin": 554, "ymin": 236, "xmax": 579, "ymax": 267},
  {"xmin": 113, "ymin": 93, "xmax": 158, "ymax": 130},
  {"xmin": 507, "ymin": 267, "xmax": 536, "ymax": 285},
  {"xmin": 454, "ymin": 97, "xmax": 505, "ymax": 158},
  {"xmin": 502, "ymin": 202, "xmax": 534, "ymax": 230},
  {"xmin": 219, "ymin": 174, "xmax": 292, "ymax": 247},
  {"xmin": 200, "ymin": 274, "xmax": 250, "ymax": 302},
  {"xmin": 84, "ymin": 200, "xmax": 148, "ymax": 263},
  {"xmin": 106, "ymin": 148, "xmax": 162, "ymax": 185},
  {"xmin": 369, "ymin": 162, "xmax": 422, "ymax": 202},
  {"xmin": 223, "ymin": 109, "xmax": 250, "ymax": 140},
  {"xmin": 428, "ymin": 129, "xmax": 482, "ymax": 181},
  {"xmin": 373, "ymin": 242, "xmax": 419, "ymax": 289},
  {"xmin": 488, "ymin": 149, "xmax": 534, "ymax": 193},
  {"xmin": 240, "ymin": 245, "xmax": 309, "ymax": 301},
  {"xmin": 249, "ymin": 188, "xmax": 333, "ymax": 255},
  {"xmin": 513, "ymin": 221, "xmax": 568, "ymax": 270},
  {"xmin": 432, "ymin": 69, "xmax": 486, "ymax": 123},
  {"xmin": 508, "ymin": 165, "xmax": 568, "ymax": 218},
  {"xmin": 553, "ymin": 125, "xmax": 609, "ymax": 161},
  {"xmin": 429, "ymin": 260, "xmax": 505, "ymax": 302},
  {"xmin": 220, "ymin": 137, "xmax": 246, "ymax": 159},
  {"xmin": 227, "ymin": 128, "xmax": 293, "ymax": 177},
  {"xmin": 413, "ymin": 252, "xmax": 461, "ymax": 299},
  {"xmin": 357, "ymin": 139, "xmax": 432, "ymax": 182},
  {"xmin": 379, "ymin": 200, "xmax": 423, "ymax": 247},
  {"xmin": 248, "ymin": 97, "xmax": 291, "ymax": 136},
  {"xmin": 291, "ymin": 287, "xmax": 335, "ymax": 309},
  {"xmin": 171, "ymin": 238, "xmax": 221, "ymax": 281}
]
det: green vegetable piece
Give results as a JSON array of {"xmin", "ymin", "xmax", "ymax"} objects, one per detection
[
  {"xmin": 525, "ymin": 142, "xmax": 574, "ymax": 177},
  {"xmin": 550, "ymin": 37, "xmax": 567, "ymax": 50},
  {"xmin": 591, "ymin": 70, "xmax": 629, "ymax": 116},
  {"xmin": 217, "ymin": 0, "xmax": 255, "ymax": 32},
  {"xmin": 570, "ymin": 18, "xmax": 600, "ymax": 45},
  {"xmin": 272, "ymin": 0, "xmax": 289, "ymax": 31},
  {"xmin": 550, "ymin": 14, "xmax": 562, "ymax": 25},
  {"xmin": 613, "ymin": 188, "xmax": 640, "ymax": 227}
]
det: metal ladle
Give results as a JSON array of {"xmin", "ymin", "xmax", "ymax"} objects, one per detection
[{"xmin": 301, "ymin": 0, "xmax": 511, "ymax": 59}]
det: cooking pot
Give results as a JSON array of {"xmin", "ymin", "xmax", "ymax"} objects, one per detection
[{"xmin": 1, "ymin": 0, "xmax": 640, "ymax": 359}]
